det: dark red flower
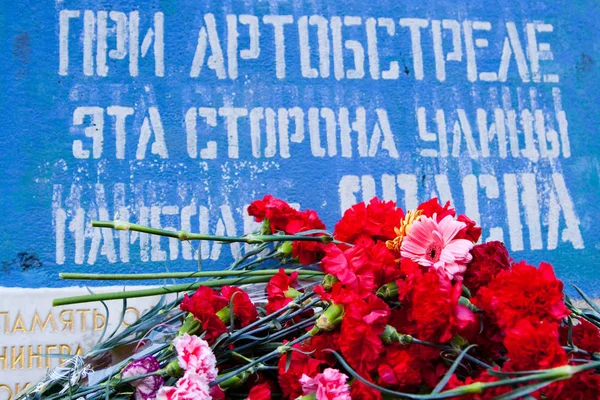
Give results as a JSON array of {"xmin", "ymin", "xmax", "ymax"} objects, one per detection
[
  {"xmin": 221, "ymin": 286, "xmax": 258, "ymax": 328},
  {"xmin": 266, "ymin": 269, "xmax": 300, "ymax": 314},
  {"xmin": 464, "ymin": 313, "xmax": 505, "ymax": 360},
  {"xmin": 401, "ymin": 269, "xmax": 476, "ymax": 343},
  {"xmin": 334, "ymin": 198, "xmax": 404, "ymax": 246},
  {"xmin": 246, "ymin": 382, "xmax": 272, "ymax": 400},
  {"xmin": 339, "ymin": 293, "xmax": 390, "ymax": 375},
  {"xmin": 180, "ymin": 286, "xmax": 229, "ymax": 343},
  {"xmin": 210, "ymin": 386, "xmax": 226, "ymax": 400},
  {"xmin": 247, "ymin": 195, "xmax": 297, "ymax": 233},
  {"xmin": 474, "ymin": 262, "xmax": 569, "ymax": 332},
  {"xmin": 503, "ymin": 319, "xmax": 567, "ymax": 372},
  {"xmin": 560, "ymin": 318, "xmax": 600, "ymax": 353},
  {"xmin": 417, "ymin": 198, "xmax": 455, "ymax": 221},
  {"xmin": 463, "ymin": 241, "xmax": 511, "ymax": 295}
]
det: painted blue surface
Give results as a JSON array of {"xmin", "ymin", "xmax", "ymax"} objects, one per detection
[{"xmin": 0, "ymin": 0, "xmax": 599, "ymax": 295}]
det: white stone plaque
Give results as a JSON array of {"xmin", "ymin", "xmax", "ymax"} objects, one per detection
[{"xmin": 0, "ymin": 286, "xmax": 174, "ymax": 400}]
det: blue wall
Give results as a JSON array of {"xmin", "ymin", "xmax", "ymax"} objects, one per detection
[{"xmin": 1, "ymin": 0, "xmax": 599, "ymax": 295}]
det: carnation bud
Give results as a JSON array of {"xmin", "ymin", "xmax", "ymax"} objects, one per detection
[
  {"xmin": 218, "ymin": 365, "xmax": 259, "ymax": 389},
  {"xmin": 165, "ymin": 358, "xmax": 184, "ymax": 377},
  {"xmin": 451, "ymin": 334, "xmax": 469, "ymax": 350},
  {"xmin": 315, "ymin": 303, "xmax": 344, "ymax": 332},
  {"xmin": 322, "ymin": 274, "xmax": 339, "ymax": 290},
  {"xmin": 461, "ymin": 284, "xmax": 472, "ymax": 299},
  {"xmin": 179, "ymin": 313, "xmax": 202, "ymax": 336},
  {"xmin": 284, "ymin": 286, "xmax": 302, "ymax": 299},
  {"xmin": 260, "ymin": 219, "xmax": 272, "ymax": 234},
  {"xmin": 278, "ymin": 241, "xmax": 293, "ymax": 257},
  {"xmin": 215, "ymin": 306, "xmax": 232, "ymax": 324},
  {"xmin": 543, "ymin": 365, "xmax": 575, "ymax": 380},
  {"xmin": 376, "ymin": 282, "xmax": 399, "ymax": 300},
  {"xmin": 380, "ymin": 325, "xmax": 413, "ymax": 345}
]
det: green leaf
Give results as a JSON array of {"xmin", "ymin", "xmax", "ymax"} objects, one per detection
[{"xmin": 573, "ymin": 285, "xmax": 600, "ymax": 315}]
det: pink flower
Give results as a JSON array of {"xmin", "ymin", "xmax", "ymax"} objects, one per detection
[
  {"xmin": 400, "ymin": 215, "xmax": 474, "ymax": 280},
  {"xmin": 174, "ymin": 333, "xmax": 218, "ymax": 381},
  {"xmin": 122, "ymin": 355, "xmax": 164, "ymax": 400},
  {"xmin": 299, "ymin": 368, "xmax": 352, "ymax": 400},
  {"xmin": 156, "ymin": 374, "xmax": 211, "ymax": 400}
]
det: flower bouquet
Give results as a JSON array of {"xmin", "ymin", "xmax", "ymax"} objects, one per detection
[{"xmin": 19, "ymin": 196, "xmax": 600, "ymax": 400}]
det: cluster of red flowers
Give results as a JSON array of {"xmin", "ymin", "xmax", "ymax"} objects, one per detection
[
  {"xmin": 246, "ymin": 196, "xmax": 599, "ymax": 399},
  {"xmin": 169, "ymin": 195, "xmax": 600, "ymax": 400},
  {"xmin": 248, "ymin": 194, "xmax": 327, "ymax": 264},
  {"xmin": 181, "ymin": 285, "xmax": 258, "ymax": 343}
]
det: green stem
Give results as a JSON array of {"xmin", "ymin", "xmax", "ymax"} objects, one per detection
[
  {"xmin": 59, "ymin": 269, "xmax": 324, "ymax": 281},
  {"xmin": 92, "ymin": 220, "xmax": 334, "ymax": 244},
  {"xmin": 52, "ymin": 274, "xmax": 323, "ymax": 307}
]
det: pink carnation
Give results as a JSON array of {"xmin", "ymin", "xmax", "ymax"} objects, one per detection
[
  {"xmin": 156, "ymin": 375, "xmax": 211, "ymax": 400},
  {"xmin": 299, "ymin": 368, "xmax": 351, "ymax": 400},
  {"xmin": 401, "ymin": 215, "xmax": 474, "ymax": 280},
  {"xmin": 174, "ymin": 333, "xmax": 218, "ymax": 381}
]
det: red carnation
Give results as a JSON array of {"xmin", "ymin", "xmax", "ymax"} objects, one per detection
[
  {"xmin": 456, "ymin": 214, "xmax": 482, "ymax": 243},
  {"xmin": 266, "ymin": 269, "xmax": 300, "ymax": 314},
  {"xmin": 287, "ymin": 210, "xmax": 327, "ymax": 265},
  {"xmin": 417, "ymin": 198, "xmax": 455, "ymax": 221},
  {"xmin": 249, "ymin": 196, "xmax": 327, "ymax": 265},
  {"xmin": 334, "ymin": 198, "xmax": 404, "ymax": 246},
  {"xmin": 246, "ymin": 383, "xmax": 272, "ymax": 400},
  {"xmin": 378, "ymin": 344, "xmax": 440, "ymax": 390},
  {"xmin": 321, "ymin": 239, "xmax": 401, "ymax": 298},
  {"xmin": 278, "ymin": 343, "xmax": 323, "ymax": 399},
  {"xmin": 320, "ymin": 242, "xmax": 376, "ymax": 298},
  {"xmin": 284, "ymin": 209, "xmax": 325, "ymax": 234},
  {"xmin": 557, "ymin": 370, "xmax": 600, "ymax": 400},
  {"xmin": 560, "ymin": 318, "xmax": 600, "ymax": 353},
  {"xmin": 304, "ymin": 331, "xmax": 340, "ymax": 366},
  {"xmin": 401, "ymin": 269, "xmax": 476, "ymax": 343},
  {"xmin": 180, "ymin": 286, "xmax": 229, "ymax": 343},
  {"xmin": 339, "ymin": 293, "xmax": 390, "ymax": 375},
  {"xmin": 247, "ymin": 195, "xmax": 297, "ymax": 233},
  {"xmin": 350, "ymin": 381, "xmax": 382, "ymax": 400},
  {"xmin": 316, "ymin": 281, "xmax": 362, "ymax": 310},
  {"xmin": 463, "ymin": 241, "xmax": 511, "ymax": 295},
  {"xmin": 365, "ymin": 239, "xmax": 403, "ymax": 288},
  {"xmin": 446, "ymin": 368, "xmax": 510, "ymax": 399},
  {"xmin": 503, "ymin": 319, "xmax": 567, "ymax": 372},
  {"xmin": 211, "ymin": 386, "xmax": 226, "ymax": 400},
  {"xmin": 221, "ymin": 286, "xmax": 258, "ymax": 328},
  {"xmin": 474, "ymin": 262, "xmax": 569, "ymax": 332}
]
